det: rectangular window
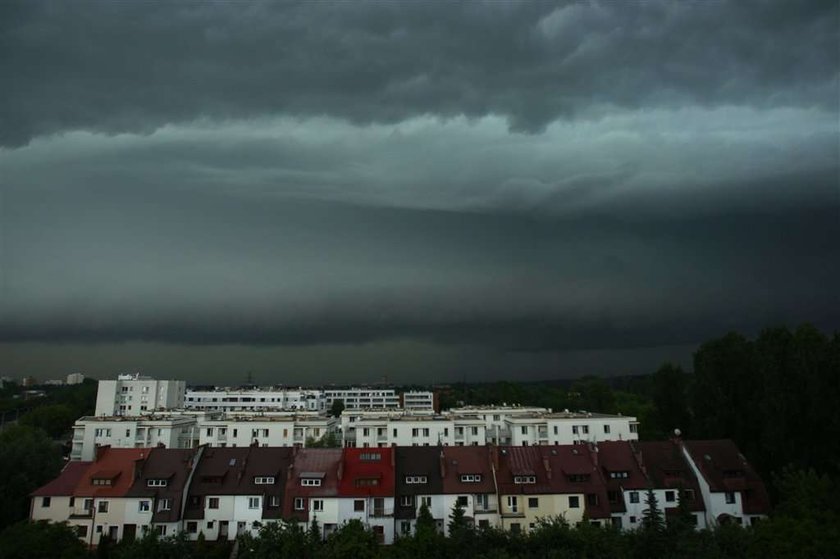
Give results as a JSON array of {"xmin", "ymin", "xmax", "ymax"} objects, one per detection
[
  {"xmin": 354, "ymin": 499, "xmax": 365, "ymax": 511},
  {"xmin": 507, "ymin": 496, "xmax": 518, "ymax": 513},
  {"xmin": 208, "ymin": 497, "xmax": 219, "ymax": 509},
  {"xmin": 294, "ymin": 498, "xmax": 305, "ymax": 511},
  {"xmin": 147, "ymin": 479, "xmax": 168, "ymax": 487},
  {"xmin": 569, "ymin": 496, "xmax": 580, "ymax": 508},
  {"xmin": 158, "ymin": 498, "xmax": 171, "ymax": 511},
  {"xmin": 412, "ymin": 428, "xmax": 419, "ymax": 436},
  {"xmin": 725, "ymin": 492, "xmax": 736, "ymax": 504},
  {"xmin": 629, "ymin": 491, "xmax": 639, "ymax": 504},
  {"xmin": 97, "ymin": 501, "xmax": 109, "ymax": 513},
  {"xmin": 423, "ymin": 428, "xmax": 430, "ymax": 436},
  {"xmin": 301, "ymin": 478, "xmax": 322, "ymax": 486},
  {"xmin": 604, "ymin": 425, "xmax": 611, "ymax": 434},
  {"xmin": 401, "ymin": 521, "xmax": 411, "ymax": 534},
  {"xmin": 139, "ymin": 500, "xmax": 150, "ymax": 512},
  {"xmin": 248, "ymin": 497, "xmax": 260, "ymax": 509},
  {"xmin": 572, "ymin": 426, "xmax": 579, "ymax": 434},
  {"xmin": 528, "ymin": 497, "xmax": 539, "ymax": 509},
  {"xmin": 255, "ymin": 476, "xmax": 275, "ymax": 485},
  {"xmin": 421, "ymin": 496, "xmax": 431, "ymax": 508},
  {"xmin": 399, "ymin": 495, "xmax": 413, "ymax": 507},
  {"xmin": 186, "ymin": 521, "xmax": 198, "ymax": 534},
  {"xmin": 471, "ymin": 427, "xmax": 478, "ymax": 435},
  {"xmin": 630, "ymin": 424, "xmax": 638, "ymax": 433},
  {"xmin": 521, "ymin": 426, "xmax": 528, "ymax": 434},
  {"xmin": 457, "ymin": 496, "xmax": 468, "ymax": 507},
  {"xmin": 312, "ymin": 499, "xmax": 324, "ymax": 512},
  {"xmin": 460, "ymin": 474, "xmax": 482, "ymax": 483},
  {"xmin": 665, "ymin": 491, "xmax": 676, "ymax": 502},
  {"xmin": 42, "ymin": 497, "xmax": 51, "ymax": 508},
  {"xmin": 269, "ymin": 495, "xmax": 281, "ymax": 508},
  {"xmin": 582, "ymin": 426, "xmax": 589, "ymax": 434}
]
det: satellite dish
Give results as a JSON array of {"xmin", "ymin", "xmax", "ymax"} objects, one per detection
[{"xmin": 674, "ymin": 428, "xmax": 682, "ymax": 437}]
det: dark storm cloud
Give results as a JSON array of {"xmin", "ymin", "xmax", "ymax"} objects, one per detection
[
  {"xmin": 2, "ymin": 189, "xmax": 838, "ymax": 351},
  {"xmin": 0, "ymin": 1, "xmax": 838, "ymax": 381},
  {"xmin": 1, "ymin": 0, "xmax": 837, "ymax": 145}
]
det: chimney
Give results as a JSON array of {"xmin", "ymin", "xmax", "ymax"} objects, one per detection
[
  {"xmin": 542, "ymin": 456, "xmax": 552, "ymax": 480},
  {"xmin": 337, "ymin": 459, "xmax": 344, "ymax": 481},
  {"xmin": 95, "ymin": 444, "xmax": 111, "ymax": 462},
  {"xmin": 439, "ymin": 450, "xmax": 447, "ymax": 478}
]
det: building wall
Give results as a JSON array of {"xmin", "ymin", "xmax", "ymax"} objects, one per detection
[
  {"xmin": 499, "ymin": 492, "xmax": 585, "ymax": 533},
  {"xmin": 30, "ymin": 495, "xmax": 73, "ymax": 524},
  {"xmin": 95, "ymin": 377, "xmax": 186, "ymax": 417}
]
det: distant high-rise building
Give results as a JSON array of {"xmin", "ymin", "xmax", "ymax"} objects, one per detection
[
  {"xmin": 94, "ymin": 373, "xmax": 186, "ymax": 416},
  {"xmin": 66, "ymin": 373, "xmax": 85, "ymax": 385}
]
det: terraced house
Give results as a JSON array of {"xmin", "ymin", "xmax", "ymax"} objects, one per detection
[{"xmin": 29, "ymin": 439, "xmax": 770, "ymax": 546}]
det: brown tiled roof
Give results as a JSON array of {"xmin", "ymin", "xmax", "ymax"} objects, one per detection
[
  {"xmin": 440, "ymin": 446, "xmax": 496, "ymax": 495},
  {"xmin": 283, "ymin": 448, "xmax": 343, "ymax": 522},
  {"xmin": 539, "ymin": 445, "xmax": 611, "ymax": 520},
  {"xmin": 127, "ymin": 447, "xmax": 200, "ymax": 523},
  {"xmin": 683, "ymin": 439, "xmax": 770, "ymax": 515},
  {"xmin": 634, "ymin": 440, "xmax": 705, "ymax": 512},
  {"xmin": 31, "ymin": 461, "xmax": 92, "ymax": 497},
  {"xmin": 495, "ymin": 446, "xmax": 552, "ymax": 495}
]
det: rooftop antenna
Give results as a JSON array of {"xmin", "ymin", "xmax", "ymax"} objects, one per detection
[{"xmin": 245, "ymin": 371, "xmax": 254, "ymax": 386}]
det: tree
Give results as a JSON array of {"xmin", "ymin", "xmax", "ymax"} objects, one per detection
[
  {"xmin": 651, "ymin": 363, "xmax": 691, "ymax": 438},
  {"xmin": 19, "ymin": 404, "xmax": 76, "ymax": 438},
  {"xmin": 329, "ymin": 399, "xmax": 345, "ymax": 418},
  {"xmin": 447, "ymin": 498, "xmax": 473, "ymax": 550},
  {"xmin": 0, "ymin": 521, "xmax": 87, "ymax": 559},
  {"xmin": 415, "ymin": 501, "xmax": 436, "ymax": 539},
  {"xmin": 306, "ymin": 431, "xmax": 341, "ymax": 448},
  {"xmin": 0, "ymin": 425, "xmax": 63, "ymax": 528},
  {"xmin": 321, "ymin": 519, "xmax": 380, "ymax": 559},
  {"xmin": 641, "ymin": 489, "xmax": 664, "ymax": 533}
]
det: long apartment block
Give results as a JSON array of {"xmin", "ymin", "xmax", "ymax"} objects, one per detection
[{"xmin": 32, "ymin": 440, "xmax": 770, "ymax": 546}]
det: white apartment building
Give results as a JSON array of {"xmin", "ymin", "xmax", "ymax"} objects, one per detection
[
  {"xmin": 185, "ymin": 389, "xmax": 325, "ymax": 412},
  {"xmin": 323, "ymin": 388, "xmax": 401, "ymax": 410},
  {"xmin": 401, "ymin": 391, "xmax": 437, "ymax": 412},
  {"xmin": 95, "ymin": 374, "xmax": 186, "ymax": 416},
  {"xmin": 345, "ymin": 414, "xmax": 487, "ymax": 448},
  {"xmin": 71, "ymin": 414, "xmax": 200, "ymax": 461},
  {"xmin": 197, "ymin": 415, "xmax": 337, "ymax": 448},
  {"xmin": 66, "ymin": 373, "xmax": 86, "ymax": 385},
  {"xmin": 501, "ymin": 412, "xmax": 639, "ymax": 446}
]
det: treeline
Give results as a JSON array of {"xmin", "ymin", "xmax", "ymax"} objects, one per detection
[
  {"xmin": 1, "ymin": 379, "xmax": 97, "ymax": 438},
  {"xmin": 5, "ymin": 471, "xmax": 839, "ymax": 559}
]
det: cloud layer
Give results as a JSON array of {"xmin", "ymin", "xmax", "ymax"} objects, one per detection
[{"xmin": 0, "ymin": 1, "xmax": 838, "ymax": 381}]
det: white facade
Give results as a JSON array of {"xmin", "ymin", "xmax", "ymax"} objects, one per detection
[
  {"xmin": 503, "ymin": 413, "xmax": 639, "ymax": 446},
  {"xmin": 185, "ymin": 389, "xmax": 325, "ymax": 412},
  {"xmin": 400, "ymin": 391, "xmax": 436, "ymax": 412},
  {"xmin": 323, "ymin": 388, "xmax": 400, "ymax": 410},
  {"xmin": 95, "ymin": 374, "xmax": 186, "ymax": 416},
  {"xmin": 197, "ymin": 415, "xmax": 336, "ymax": 448},
  {"xmin": 345, "ymin": 415, "xmax": 487, "ymax": 448},
  {"xmin": 71, "ymin": 415, "xmax": 199, "ymax": 461}
]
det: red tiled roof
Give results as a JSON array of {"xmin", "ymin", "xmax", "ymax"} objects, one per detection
[
  {"xmin": 337, "ymin": 447, "xmax": 395, "ymax": 497},
  {"xmin": 74, "ymin": 447, "xmax": 149, "ymax": 498},
  {"xmin": 495, "ymin": 446, "xmax": 552, "ymax": 495},
  {"xmin": 634, "ymin": 440, "xmax": 705, "ymax": 512},
  {"xmin": 539, "ymin": 445, "xmax": 611, "ymax": 519},
  {"xmin": 31, "ymin": 461, "xmax": 92, "ymax": 497},
  {"xmin": 283, "ymin": 448, "xmax": 343, "ymax": 521}
]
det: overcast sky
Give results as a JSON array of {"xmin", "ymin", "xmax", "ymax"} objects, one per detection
[{"xmin": 1, "ymin": 1, "xmax": 838, "ymax": 385}]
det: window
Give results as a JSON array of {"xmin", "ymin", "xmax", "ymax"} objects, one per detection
[
  {"xmin": 665, "ymin": 491, "xmax": 676, "ymax": 503},
  {"xmin": 587, "ymin": 494, "xmax": 599, "ymax": 506},
  {"xmin": 604, "ymin": 425, "xmax": 611, "ymax": 434},
  {"xmin": 630, "ymin": 424, "xmax": 639, "ymax": 433},
  {"xmin": 421, "ymin": 496, "xmax": 431, "ymax": 508},
  {"xmin": 98, "ymin": 501, "xmax": 109, "ymax": 513},
  {"xmin": 147, "ymin": 479, "xmax": 168, "ymax": 487},
  {"xmin": 139, "ymin": 500, "xmax": 150, "ymax": 512},
  {"xmin": 423, "ymin": 428, "xmax": 430, "ymax": 436},
  {"xmin": 609, "ymin": 471, "xmax": 629, "ymax": 479},
  {"xmin": 460, "ymin": 474, "xmax": 481, "ymax": 483},
  {"xmin": 158, "ymin": 498, "xmax": 171, "ymax": 511},
  {"xmin": 294, "ymin": 498, "xmax": 305, "ymax": 511},
  {"xmin": 507, "ymin": 496, "xmax": 518, "ymax": 513},
  {"xmin": 76, "ymin": 526, "xmax": 88, "ymax": 538},
  {"xmin": 401, "ymin": 521, "xmax": 411, "ymax": 535},
  {"xmin": 208, "ymin": 497, "xmax": 219, "ymax": 509},
  {"xmin": 572, "ymin": 426, "xmax": 579, "ymax": 434},
  {"xmin": 269, "ymin": 495, "xmax": 281, "ymax": 508},
  {"xmin": 457, "ymin": 496, "xmax": 468, "ymax": 507},
  {"xmin": 582, "ymin": 426, "xmax": 589, "ymax": 434},
  {"xmin": 405, "ymin": 475, "xmax": 427, "ymax": 484},
  {"xmin": 725, "ymin": 492, "xmax": 736, "ymax": 504},
  {"xmin": 41, "ymin": 497, "xmax": 51, "ymax": 508},
  {"xmin": 630, "ymin": 515, "xmax": 637, "ymax": 524},
  {"xmin": 514, "ymin": 475, "xmax": 536, "ymax": 484},
  {"xmin": 84, "ymin": 499, "xmax": 94, "ymax": 511},
  {"xmin": 186, "ymin": 521, "xmax": 198, "ymax": 534},
  {"xmin": 476, "ymin": 494, "xmax": 489, "ymax": 510},
  {"xmin": 568, "ymin": 474, "xmax": 590, "ymax": 483},
  {"xmin": 629, "ymin": 491, "xmax": 639, "ymax": 504},
  {"xmin": 207, "ymin": 428, "xmax": 214, "ymax": 436},
  {"xmin": 355, "ymin": 478, "xmax": 379, "ymax": 487},
  {"xmin": 354, "ymin": 499, "xmax": 366, "ymax": 511},
  {"xmin": 359, "ymin": 452, "xmax": 381, "ymax": 461},
  {"xmin": 528, "ymin": 497, "xmax": 539, "ymax": 509},
  {"xmin": 156, "ymin": 525, "xmax": 167, "ymax": 536},
  {"xmin": 569, "ymin": 496, "xmax": 580, "ymax": 508},
  {"xmin": 312, "ymin": 499, "xmax": 323, "ymax": 512},
  {"xmin": 553, "ymin": 426, "xmax": 558, "ymax": 435},
  {"xmin": 363, "ymin": 428, "xmax": 370, "ymax": 436},
  {"xmin": 412, "ymin": 428, "xmax": 419, "ymax": 436},
  {"xmin": 301, "ymin": 478, "xmax": 322, "ymax": 486},
  {"xmin": 399, "ymin": 495, "xmax": 413, "ymax": 507},
  {"xmin": 471, "ymin": 426, "xmax": 478, "ymax": 435},
  {"xmin": 521, "ymin": 426, "xmax": 528, "ymax": 434},
  {"xmin": 255, "ymin": 476, "xmax": 275, "ymax": 485},
  {"xmin": 248, "ymin": 497, "xmax": 260, "ymax": 509}
]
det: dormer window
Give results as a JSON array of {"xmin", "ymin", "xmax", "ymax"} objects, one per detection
[
  {"xmin": 405, "ymin": 475, "xmax": 427, "ymax": 484},
  {"xmin": 92, "ymin": 478, "xmax": 113, "ymax": 486},
  {"xmin": 460, "ymin": 474, "xmax": 482, "ymax": 483},
  {"xmin": 147, "ymin": 479, "xmax": 168, "ymax": 487},
  {"xmin": 355, "ymin": 478, "xmax": 379, "ymax": 487},
  {"xmin": 254, "ymin": 476, "xmax": 275, "ymax": 485},
  {"xmin": 608, "ymin": 471, "xmax": 629, "ymax": 479},
  {"xmin": 359, "ymin": 452, "xmax": 381, "ymax": 461},
  {"xmin": 513, "ymin": 476, "xmax": 536, "ymax": 484},
  {"xmin": 301, "ymin": 478, "xmax": 321, "ymax": 487},
  {"xmin": 567, "ymin": 474, "xmax": 591, "ymax": 483},
  {"xmin": 723, "ymin": 470, "xmax": 744, "ymax": 478}
]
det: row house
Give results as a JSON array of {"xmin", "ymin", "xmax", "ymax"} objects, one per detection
[{"xmin": 31, "ymin": 440, "xmax": 769, "ymax": 546}]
